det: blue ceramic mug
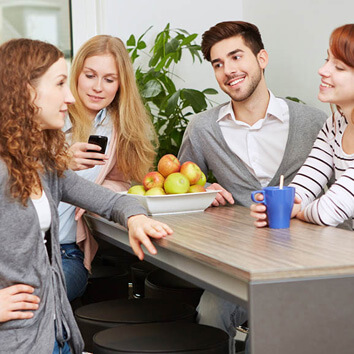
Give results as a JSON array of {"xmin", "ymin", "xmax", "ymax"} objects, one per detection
[{"xmin": 251, "ymin": 186, "xmax": 295, "ymax": 229}]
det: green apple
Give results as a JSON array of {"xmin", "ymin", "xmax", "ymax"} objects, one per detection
[
  {"xmin": 164, "ymin": 172, "xmax": 190, "ymax": 194},
  {"xmin": 188, "ymin": 185, "xmax": 206, "ymax": 193},
  {"xmin": 180, "ymin": 161, "xmax": 202, "ymax": 185},
  {"xmin": 196, "ymin": 172, "xmax": 207, "ymax": 187},
  {"xmin": 127, "ymin": 185, "xmax": 146, "ymax": 195},
  {"xmin": 145, "ymin": 187, "xmax": 166, "ymax": 196}
]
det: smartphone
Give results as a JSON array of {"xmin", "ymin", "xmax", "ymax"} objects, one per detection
[{"xmin": 87, "ymin": 135, "xmax": 108, "ymax": 160}]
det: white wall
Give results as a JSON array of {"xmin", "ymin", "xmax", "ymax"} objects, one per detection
[
  {"xmin": 71, "ymin": 0, "xmax": 98, "ymax": 52},
  {"xmin": 71, "ymin": 0, "xmax": 243, "ymax": 105},
  {"xmin": 243, "ymin": 0, "xmax": 354, "ymax": 114},
  {"xmin": 71, "ymin": 0, "xmax": 354, "ymax": 113}
]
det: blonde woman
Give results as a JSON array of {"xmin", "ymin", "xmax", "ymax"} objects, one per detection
[{"xmin": 58, "ymin": 35, "xmax": 157, "ymax": 301}]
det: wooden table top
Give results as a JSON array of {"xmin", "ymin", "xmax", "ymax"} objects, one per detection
[{"xmin": 150, "ymin": 205, "xmax": 354, "ymax": 282}]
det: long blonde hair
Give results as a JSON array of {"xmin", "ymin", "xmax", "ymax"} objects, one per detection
[{"xmin": 68, "ymin": 35, "xmax": 157, "ymax": 182}]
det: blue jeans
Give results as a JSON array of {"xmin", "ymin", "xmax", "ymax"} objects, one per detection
[
  {"xmin": 53, "ymin": 323, "xmax": 71, "ymax": 354},
  {"xmin": 197, "ymin": 290, "xmax": 249, "ymax": 354},
  {"xmin": 60, "ymin": 243, "xmax": 88, "ymax": 302},
  {"xmin": 53, "ymin": 339, "xmax": 71, "ymax": 354}
]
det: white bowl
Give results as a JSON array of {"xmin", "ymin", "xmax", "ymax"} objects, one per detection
[{"xmin": 120, "ymin": 190, "xmax": 221, "ymax": 215}]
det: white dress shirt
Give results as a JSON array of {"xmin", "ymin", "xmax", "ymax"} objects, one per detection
[{"xmin": 217, "ymin": 91, "xmax": 289, "ymax": 187}]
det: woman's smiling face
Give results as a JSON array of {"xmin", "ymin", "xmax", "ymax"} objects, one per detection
[
  {"xmin": 318, "ymin": 50, "xmax": 354, "ymax": 113},
  {"xmin": 77, "ymin": 54, "xmax": 119, "ymax": 120},
  {"xmin": 33, "ymin": 57, "xmax": 74, "ymax": 130}
]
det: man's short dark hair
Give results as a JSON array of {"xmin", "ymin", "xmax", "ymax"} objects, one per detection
[{"xmin": 201, "ymin": 21, "xmax": 265, "ymax": 61}]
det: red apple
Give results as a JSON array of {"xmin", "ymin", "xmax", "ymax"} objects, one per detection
[
  {"xmin": 143, "ymin": 171, "xmax": 165, "ymax": 190},
  {"xmin": 196, "ymin": 172, "xmax": 207, "ymax": 187},
  {"xmin": 127, "ymin": 185, "xmax": 146, "ymax": 195},
  {"xmin": 188, "ymin": 185, "xmax": 206, "ymax": 193},
  {"xmin": 164, "ymin": 172, "xmax": 190, "ymax": 194},
  {"xmin": 158, "ymin": 154, "xmax": 181, "ymax": 177},
  {"xmin": 180, "ymin": 161, "xmax": 202, "ymax": 185},
  {"xmin": 145, "ymin": 187, "xmax": 166, "ymax": 196}
]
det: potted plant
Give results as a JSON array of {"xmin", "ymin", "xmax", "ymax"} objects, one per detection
[{"xmin": 126, "ymin": 24, "xmax": 218, "ymax": 161}]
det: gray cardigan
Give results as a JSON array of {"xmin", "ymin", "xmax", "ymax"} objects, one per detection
[
  {"xmin": 178, "ymin": 99, "xmax": 328, "ymax": 207},
  {"xmin": 0, "ymin": 162, "xmax": 146, "ymax": 353}
]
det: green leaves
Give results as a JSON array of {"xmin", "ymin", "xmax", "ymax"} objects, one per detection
[
  {"xmin": 126, "ymin": 34, "xmax": 135, "ymax": 47},
  {"xmin": 141, "ymin": 80, "xmax": 163, "ymax": 98},
  {"xmin": 285, "ymin": 96, "xmax": 306, "ymax": 104},
  {"xmin": 181, "ymin": 89, "xmax": 208, "ymax": 113},
  {"xmin": 126, "ymin": 24, "xmax": 218, "ymax": 162},
  {"xmin": 165, "ymin": 91, "xmax": 180, "ymax": 116}
]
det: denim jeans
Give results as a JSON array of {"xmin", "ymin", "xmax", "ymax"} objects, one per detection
[
  {"xmin": 60, "ymin": 243, "xmax": 88, "ymax": 302},
  {"xmin": 53, "ymin": 323, "xmax": 71, "ymax": 354},
  {"xmin": 196, "ymin": 290, "xmax": 249, "ymax": 354},
  {"xmin": 53, "ymin": 338, "xmax": 71, "ymax": 354}
]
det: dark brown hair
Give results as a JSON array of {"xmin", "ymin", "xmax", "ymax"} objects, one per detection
[
  {"xmin": 0, "ymin": 38, "xmax": 68, "ymax": 205},
  {"xmin": 202, "ymin": 21, "xmax": 264, "ymax": 61}
]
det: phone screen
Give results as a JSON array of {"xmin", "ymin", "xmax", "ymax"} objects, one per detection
[{"xmin": 87, "ymin": 135, "xmax": 108, "ymax": 160}]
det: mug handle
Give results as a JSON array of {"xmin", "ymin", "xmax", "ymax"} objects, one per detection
[{"xmin": 251, "ymin": 190, "xmax": 266, "ymax": 204}]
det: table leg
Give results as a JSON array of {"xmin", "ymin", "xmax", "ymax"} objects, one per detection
[{"xmin": 248, "ymin": 275, "xmax": 354, "ymax": 354}]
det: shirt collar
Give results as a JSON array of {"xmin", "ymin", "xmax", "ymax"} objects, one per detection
[
  {"xmin": 93, "ymin": 108, "xmax": 107, "ymax": 127},
  {"xmin": 217, "ymin": 90, "xmax": 286, "ymax": 123},
  {"xmin": 63, "ymin": 108, "xmax": 107, "ymax": 133}
]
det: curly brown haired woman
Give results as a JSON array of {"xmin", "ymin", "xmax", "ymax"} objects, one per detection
[{"xmin": 0, "ymin": 38, "xmax": 172, "ymax": 354}]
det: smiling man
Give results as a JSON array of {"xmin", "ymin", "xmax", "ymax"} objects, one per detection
[{"xmin": 177, "ymin": 21, "xmax": 327, "ymax": 353}]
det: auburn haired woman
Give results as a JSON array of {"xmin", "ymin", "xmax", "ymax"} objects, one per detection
[{"xmin": 252, "ymin": 24, "xmax": 354, "ymax": 229}]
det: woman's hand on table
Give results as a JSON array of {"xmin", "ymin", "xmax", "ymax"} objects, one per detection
[
  {"xmin": 250, "ymin": 194, "xmax": 302, "ymax": 227},
  {"xmin": 127, "ymin": 214, "xmax": 173, "ymax": 260},
  {"xmin": 0, "ymin": 284, "xmax": 40, "ymax": 322},
  {"xmin": 295, "ymin": 209, "xmax": 306, "ymax": 221},
  {"xmin": 207, "ymin": 183, "xmax": 234, "ymax": 207},
  {"xmin": 68, "ymin": 142, "xmax": 109, "ymax": 171}
]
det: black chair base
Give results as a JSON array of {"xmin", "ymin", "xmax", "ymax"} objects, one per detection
[
  {"xmin": 93, "ymin": 322, "xmax": 229, "ymax": 354},
  {"xmin": 130, "ymin": 260, "xmax": 158, "ymax": 298},
  {"xmin": 75, "ymin": 298, "xmax": 196, "ymax": 352},
  {"xmin": 81, "ymin": 264, "xmax": 129, "ymax": 305},
  {"xmin": 145, "ymin": 269, "xmax": 203, "ymax": 308}
]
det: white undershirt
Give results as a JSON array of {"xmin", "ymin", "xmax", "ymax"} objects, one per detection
[
  {"xmin": 32, "ymin": 190, "xmax": 53, "ymax": 319},
  {"xmin": 217, "ymin": 91, "xmax": 290, "ymax": 187},
  {"xmin": 31, "ymin": 190, "xmax": 51, "ymax": 241},
  {"xmin": 58, "ymin": 108, "xmax": 112, "ymax": 244}
]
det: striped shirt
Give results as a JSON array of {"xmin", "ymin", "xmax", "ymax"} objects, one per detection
[{"xmin": 290, "ymin": 112, "xmax": 354, "ymax": 227}]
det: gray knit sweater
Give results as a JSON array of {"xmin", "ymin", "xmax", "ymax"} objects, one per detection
[
  {"xmin": 0, "ymin": 163, "xmax": 147, "ymax": 354},
  {"xmin": 178, "ymin": 99, "xmax": 328, "ymax": 207}
]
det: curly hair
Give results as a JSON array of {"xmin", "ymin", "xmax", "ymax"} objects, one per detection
[
  {"xmin": 68, "ymin": 35, "xmax": 157, "ymax": 183},
  {"xmin": 0, "ymin": 39, "xmax": 69, "ymax": 205}
]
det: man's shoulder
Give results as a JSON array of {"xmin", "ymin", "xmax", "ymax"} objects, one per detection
[
  {"xmin": 282, "ymin": 98, "xmax": 328, "ymax": 125},
  {"xmin": 187, "ymin": 103, "xmax": 228, "ymax": 127},
  {"xmin": 283, "ymin": 98, "xmax": 327, "ymax": 116}
]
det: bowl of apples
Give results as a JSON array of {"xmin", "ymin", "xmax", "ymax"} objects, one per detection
[{"xmin": 123, "ymin": 154, "xmax": 220, "ymax": 215}]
